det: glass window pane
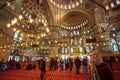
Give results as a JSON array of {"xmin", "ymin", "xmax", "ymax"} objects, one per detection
[
  {"xmin": 86, "ymin": 47, "xmax": 90, "ymax": 52},
  {"xmin": 74, "ymin": 31, "xmax": 76, "ymax": 35},
  {"xmin": 79, "ymin": 47, "xmax": 83, "ymax": 52},
  {"xmin": 65, "ymin": 48, "xmax": 68, "ymax": 53},
  {"xmin": 14, "ymin": 32, "xmax": 18, "ymax": 39},
  {"xmin": 71, "ymin": 48, "xmax": 73, "ymax": 53},
  {"xmin": 74, "ymin": 39, "xmax": 78, "ymax": 45},
  {"xmin": 77, "ymin": 31, "xmax": 80, "ymax": 35},
  {"xmin": 62, "ymin": 47, "xmax": 64, "ymax": 54}
]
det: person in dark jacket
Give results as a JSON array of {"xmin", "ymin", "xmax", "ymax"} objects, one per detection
[
  {"xmin": 75, "ymin": 57, "xmax": 81, "ymax": 74},
  {"xmin": 26, "ymin": 64, "xmax": 32, "ymax": 70},
  {"xmin": 49, "ymin": 57, "xmax": 55, "ymax": 70},
  {"xmin": 68, "ymin": 56, "xmax": 73, "ymax": 71},
  {"xmin": 39, "ymin": 57, "xmax": 46, "ymax": 80},
  {"xmin": 60, "ymin": 58, "xmax": 64, "ymax": 71},
  {"xmin": 90, "ymin": 50, "xmax": 115, "ymax": 80},
  {"xmin": 82, "ymin": 57, "xmax": 88, "ymax": 75}
]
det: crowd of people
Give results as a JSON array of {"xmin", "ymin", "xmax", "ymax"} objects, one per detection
[
  {"xmin": 0, "ymin": 59, "xmax": 21, "ymax": 71},
  {"xmin": 0, "ymin": 50, "xmax": 115, "ymax": 80},
  {"xmin": 39, "ymin": 50, "xmax": 115, "ymax": 80},
  {"xmin": 43, "ymin": 55, "xmax": 89, "ymax": 75}
]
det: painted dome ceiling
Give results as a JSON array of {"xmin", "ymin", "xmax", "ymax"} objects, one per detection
[
  {"xmin": 49, "ymin": 0, "xmax": 83, "ymax": 9},
  {"xmin": 21, "ymin": 0, "xmax": 46, "ymax": 19},
  {"xmin": 0, "ymin": 0, "xmax": 95, "ymax": 45},
  {"xmin": 61, "ymin": 12, "xmax": 89, "ymax": 27}
]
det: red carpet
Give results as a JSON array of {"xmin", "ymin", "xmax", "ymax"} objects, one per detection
[{"xmin": 0, "ymin": 68, "xmax": 120, "ymax": 80}]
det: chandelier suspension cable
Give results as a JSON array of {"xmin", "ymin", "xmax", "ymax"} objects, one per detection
[
  {"xmin": 89, "ymin": 0, "xmax": 108, "ymax": 15},
  {"xmin": 0, "ymin": 29, "xmax": 13, "ymax": 39},
  {"xmin": 0, "ymin": 0, "xmax": 16, "ymax": 9},
  {"xmin": 60, "ymin": 5, "xmax": 62, "ymax": 28},
  {"xmin": 89, "ymin": 0, "xmax": 111, "ymax": 32}
]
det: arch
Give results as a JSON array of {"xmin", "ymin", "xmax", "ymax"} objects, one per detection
[{"xmin": 62, "ymin": 10, "xmax": 94, "ymax": 26}]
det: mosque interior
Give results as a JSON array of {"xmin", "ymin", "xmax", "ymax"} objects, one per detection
[{"xmin": 0, "ymin": 0, "xmax": 120, "ymax": 62}]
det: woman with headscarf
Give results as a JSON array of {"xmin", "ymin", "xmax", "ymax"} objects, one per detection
[{"xmin": 90, "ymin": 50, "xmax": 115, "ymax": 80}]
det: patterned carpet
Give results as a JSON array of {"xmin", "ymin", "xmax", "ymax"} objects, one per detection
[{"xmin": 0, "ymin": 68, "xmax": 120, "ymax": 80}]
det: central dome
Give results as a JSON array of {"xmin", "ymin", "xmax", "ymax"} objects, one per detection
[{"xmin": 49, "ymin": 0, "xmax": 83, "ymax": 9}]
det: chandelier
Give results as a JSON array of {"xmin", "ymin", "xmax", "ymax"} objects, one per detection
[{"xmin": 6, "ymin": 14, "xmax": 50, "ymax": 49}]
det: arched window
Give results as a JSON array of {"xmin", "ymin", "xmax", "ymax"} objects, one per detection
[
  {"xmin": 62, "ymin": 47, "xmax": 65, "ymax": 54},
  {"xmin": 14, "ymin": 32, "xmax": 19, "ymax": 40},
  {"xmin": 73, "ymin": 31, "xmax": 77, "ymax": 35},
  {"xmin": 70, "ymin": 47, "xmax": 73, "ymax": 53},
  {"xmin": 74, "ymin": 39, "xmax": 78, "ymax": 45},
  {"xmin": 86, "ymin": 46, "xmax": 90, "ymax": 52},
  {"xmin": 19, "ymin": 37, "xmax": 22, "ymax": 42},
  {"xmin": 65, "ymin": 47, "xmax": 68, "ymax": 53},
  {"xmin": 79, "ymin": 39, "xmax": 82, "ymax": 45},
  {"xmin": 79, "ymin": 47, "xmax": 83, "ymax": 52},
  {"xmin": 111, "ymin": 38, "xmax": 119, "ymax": 51},
  {"xmin": 70, "ymin": 32, "xmax": 73, "ymax": 36},
  {"xmin": 77, "ymin": 31, "xmax": 80, "ymax": 35}
]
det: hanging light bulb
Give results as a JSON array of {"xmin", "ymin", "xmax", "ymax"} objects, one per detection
[
  {"xmin": 90, "ymin": 36, "xmax": 92, "ymax": 39},
  {"xmin": 21, "ymin": 33, "xmax": 23, "ymax": 36},
  {"xmin": 7, "ymin": 23, "xmax": 11, "ymax": 28},
  {"xmin": 49, "ymin": 41, "xmax": 51, "ymax": 44},
  {"xmin": 19, "ymin": 15, "xmax": 23, "ymax": 20},
  {"xmin": 38, "ymin": 36, "xmax": 40, "ymax": 39},
  {"xmin": 46, "ymin": 28, "xmax": 49, "ymax": 32},
  {"xmin": 31, "ymin": 34, "xmax": 34, "ymax": 37},
  {"xmin": 43, "ymin": 33, "xmax": 46, "ymax": 36},
  {"xmin": 29, "ymin": 18, "xmax": 33, "ymax": 23},
  {"xmin": 112, "ymin": 33, "xmax": 116, "ymax": 37},
  {"xmin": 103, "ymin": 43, "xmax": 106, "ymax": 46},
  {"xmin": 28, "ymin": 34, "xmax": 30, "ymax": 37},
  {"xmin": 14, "ymin": 18, "xmax": 17, "ymax": 24},
  {"xmin": 13, "ymin": 28, "xmax": 16, "ymax": 31},
  {"xmin": 4, "ymin": 45, "xmax": 6, "ymax": 48},
  {"xmin": 101, "ymin": 35, "xmax": 104, "ymax": 38},
  {"xmin": 17, "ymin": 30, "xmax": 20, "ymax": 33},
  {"xmin": 44, "ymin": 23, "xmax": 47, "ymax": 26},
  {"xmin": 11, "ymin": 20, "xmax": 15, "ymax": 25}
]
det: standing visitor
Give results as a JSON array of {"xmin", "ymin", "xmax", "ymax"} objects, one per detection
[
  {"xmin": 63, "ymin": 57, "xmax": 69, "ymax": 70},
  {"xmin": 75, "ymin": 57, "xmax": 81, "ymax": 74},
  {"xmin": 60, "ymin": 58, "xmax": 64, "ymax": 71},
  {"xmin": 68, "ymin": 56, "xmax": 73, "ymax": 71},
  {"xmin": 82, "ymin": 56, "xmax": 88, "ymax": 75},
  {"xmin": 49, "ymin": 57, "xmax": 55, "ymax": 70},
  {"xmin": 39, "ymin": 57, "xmax": 46, "ymax": 80},
  {"xmin": 90, "ymin": 50, "xmax": 115, "ymax": 80}
]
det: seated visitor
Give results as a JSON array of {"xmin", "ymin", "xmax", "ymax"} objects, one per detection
[
  {"xmin": 15, "ymin": 62, "xmax": 21, "ymax": 69},
  {"xmin": 26, "ymin": 64, "xmax": 32, "ymax": 70}
]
